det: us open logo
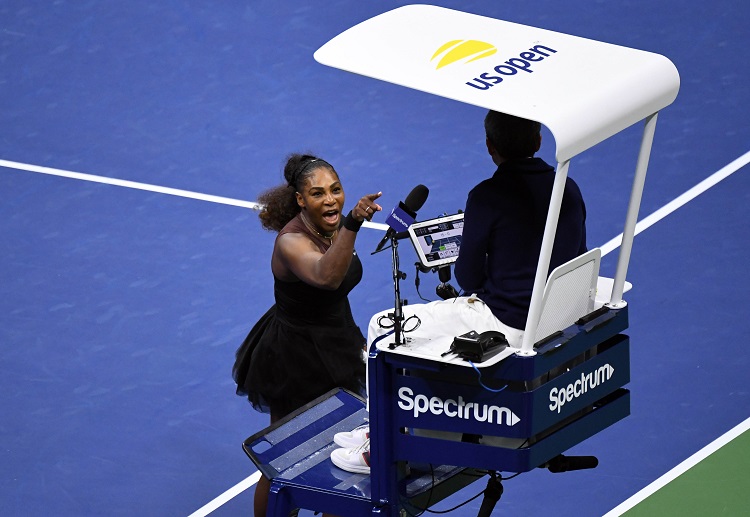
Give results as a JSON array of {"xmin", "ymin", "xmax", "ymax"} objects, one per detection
[
  {"xmin": 431, "ymin": 40, "xmax": 498, "ymax": 69},
  {"xmin": 431, "ymin": 39, "xmax": 558, "ymax": 91}
]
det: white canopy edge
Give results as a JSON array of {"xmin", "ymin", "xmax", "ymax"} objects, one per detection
[{"xmin": 314, "ymin": 4, "xmax": 680, "ymax": 162}]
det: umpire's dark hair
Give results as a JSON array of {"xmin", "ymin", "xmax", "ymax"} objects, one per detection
[{"xmin": 484, "ymin": 110, "xmax": 542, "ymax": 160}]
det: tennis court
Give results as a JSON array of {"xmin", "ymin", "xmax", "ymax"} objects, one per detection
[{"xmin": 1, "ymin": 1, "xmax": 748, "ymax": 515}]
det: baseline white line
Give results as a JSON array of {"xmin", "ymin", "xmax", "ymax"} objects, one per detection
[
  {"xmin": 0, "ymin": 158, "xmax": 390, "ymax": 230},
  {"xmin": 187, "ymin": 471, "xmax": 262, "ymax": 517},
  {"xmin": 603, "ymin": 416, "xmax": 750, "ymax": 516},
  {"xmin": 600, "ymin": 151, "xmax": 750, "ymax": 513},
  {"xmin": 599, "ymin": 150, "xmax": 750, "ymax": 256},
  {"xmin": 0, "ymin": 158, "xmax": 261, "ymax": 209}
]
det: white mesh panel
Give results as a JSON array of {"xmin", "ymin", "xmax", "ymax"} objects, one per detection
[{"xmin": 534, "ymin": 259, "xmax": 596, "ymax": 343}]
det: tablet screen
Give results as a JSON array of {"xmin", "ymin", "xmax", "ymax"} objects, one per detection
[{"xmin": 407, "ymin": 213, "xmax": 464, "ymax": 268}]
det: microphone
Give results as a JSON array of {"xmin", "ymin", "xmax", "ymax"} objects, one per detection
[
  {"xmin": 476, "ymin": 472, "xmax": 504, "ymax": 517},
  {"xmin": 436, "ymin": 266, "xmax": 459, "ymax": 299},
  {"xmin": 373, "ymin": 184, "xmax": 429, "ymax": 253},
  {"xmin": 543, "ymin": 455, "xmax": 599, "ymax": 473}
]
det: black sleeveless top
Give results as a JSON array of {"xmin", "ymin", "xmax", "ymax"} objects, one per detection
[{"xmin": 233, "ymin": 214, "xmax": 366, "ymax": 417}]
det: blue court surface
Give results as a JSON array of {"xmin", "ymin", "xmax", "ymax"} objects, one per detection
[{"xmin": 1, "ymin": 1, "xmax": 748, "ymax": 515}]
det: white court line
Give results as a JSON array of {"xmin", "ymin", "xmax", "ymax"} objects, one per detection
[
  {"xmin": 0, "ymin": 158, "xmax": 262, "ymax": 209},
  {"xmin": 0, "ymin": 158, "xmax": 389, "ymax": 230},
  {"xmin": 186, "ymin": 471, "xmax": 262, "ymax": 517},
  {"xmin": 599, "ymin": 150, "xmax": 750, "ymax": 257},
  {"xmin": 3, "ymin": 153, "xmax": 748, "ymax": 515},
  {"xmin": 603, "ymin": 415, "xmax": 750, "ymax": 516}
]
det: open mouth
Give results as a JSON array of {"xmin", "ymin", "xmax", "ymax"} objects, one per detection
[{"xmin": 322, "ymin": 209, "xmax": 340, "ymax": 226}]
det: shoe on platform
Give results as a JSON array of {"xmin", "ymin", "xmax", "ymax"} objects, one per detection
[
  {"xmin": 333, "ymin": 424, "xmax": 369, "ymax": 449},
  {"xmin": 330, "ymin": 438, "xmax": 371, "ymax": 475}
]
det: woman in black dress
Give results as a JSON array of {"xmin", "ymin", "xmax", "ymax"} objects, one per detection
[{"xmin": 233, "ymin": 153, "xmax": 381, "ymax": 516}]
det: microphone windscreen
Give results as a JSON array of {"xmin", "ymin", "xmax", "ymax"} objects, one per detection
[{"xmin": 403, "ymin": 184, "xmax": 429, "ymax": 213}]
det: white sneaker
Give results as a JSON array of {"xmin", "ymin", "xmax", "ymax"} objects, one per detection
[
  {"xmin": 333, "ymin": 424, "xmax": 369, "ymax": 449},
  {"xmin": 330, "ymin": 438, "xmax": 370, "ymax": 475}
]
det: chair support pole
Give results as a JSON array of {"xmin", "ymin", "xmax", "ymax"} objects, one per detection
[
  {"xmin": 611, "ymin": 112, "xmax": 658, "ymax": 306},
  {"xmin": 520, "ymin": 159, "xmax": 571, "ymax": 354}
]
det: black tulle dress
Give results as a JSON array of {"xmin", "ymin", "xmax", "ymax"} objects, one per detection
[{"xmin": 233, "ymin": 215, "xmax": 366, "ymax": 418}]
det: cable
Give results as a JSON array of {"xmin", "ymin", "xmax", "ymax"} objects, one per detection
[
  {"xmin": 400, "ymin": 463, "xmax": 435, "ymax": 517},
  {"xmin": 468, "ymin": 361, "xmax": 509, "ymax": 393},
  {"xmin": 414, "ymin": 264, "xmax": 433, "ymax": 302},
  {"xmin": 424, "ymin": 487, "xmax": 487, "ymax": 514},
  {"xmin": 377, "ymin": 313, "xmax": 422, "ymax": 333}
]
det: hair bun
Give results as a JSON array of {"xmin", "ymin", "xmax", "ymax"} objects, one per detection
[{"xmin": 285, "ymin": 154, "xmax": 322, "ymax": 188}]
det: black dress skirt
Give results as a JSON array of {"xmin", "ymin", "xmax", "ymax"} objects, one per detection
[{"xmin": 233, "ymin": 215, "xmax": 366, "ymax": 418}]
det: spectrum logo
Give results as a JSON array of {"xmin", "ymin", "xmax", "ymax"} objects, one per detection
[
  {"xmin": 432, "ymin": 40, "xmax": 558, "ymax": 91},
  {"xmin": 548, "ymin": 363, "xmax": 615, "ymax": 414},
  {"xmin": 397, "ymin": 386, "xmax": 520, "ymax": 427}
]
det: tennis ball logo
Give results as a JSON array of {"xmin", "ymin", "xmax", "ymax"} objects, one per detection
[{"xmin": 431, "ymin": 40, "xmax": 497, "ymax": 70}]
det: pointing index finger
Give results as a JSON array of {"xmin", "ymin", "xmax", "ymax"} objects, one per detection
[{"xmin": 366, "ymin": 191, "xmax": 383, "ymax": 212}]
